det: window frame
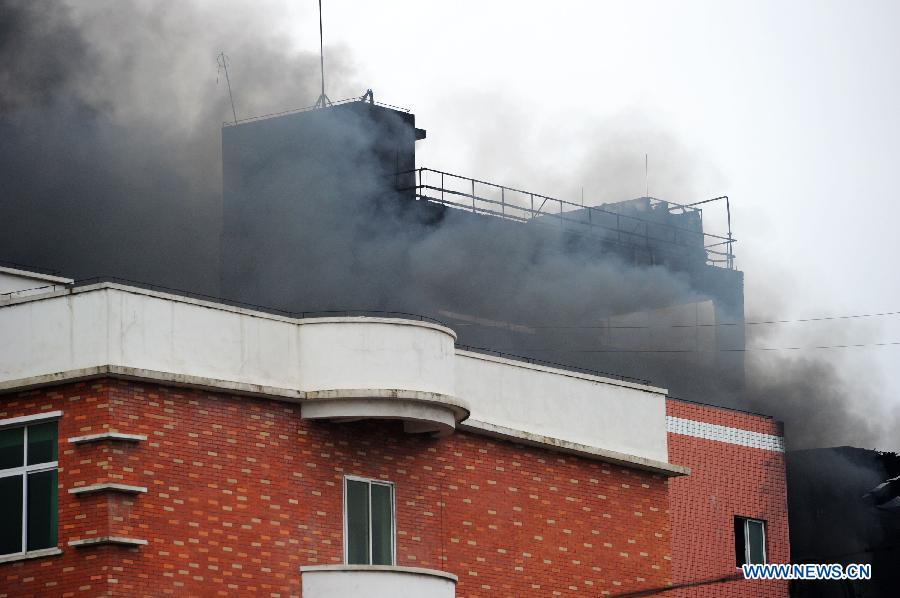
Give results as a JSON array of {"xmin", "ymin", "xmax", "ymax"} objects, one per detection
[
  {"xmin": 342, "ymin": 475, "xmax": 396, "ymax": 566},
  {"xmin": 734, "ymin": 516, "xmax": 767, "ymax": 567},
  {"xmin": 0, "ymin": 412, "xmax": 61, "ymax": 558}
]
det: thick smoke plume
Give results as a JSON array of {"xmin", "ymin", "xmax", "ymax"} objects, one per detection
[
  {"xmin": 0, "ymin": 0, "xmax": 355, "ymax": 292},
  {"xmin": 1, "ymin": 1, "xmax": 896, "ymax": 452}
]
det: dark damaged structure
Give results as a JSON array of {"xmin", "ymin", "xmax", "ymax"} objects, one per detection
[
  {"xmin": 788, "ymin": 447, "xmax": 900, "ymax": 597},
  {"xmin": 220, "ymin": 96, "xmax": 745, "ymax": 400}
]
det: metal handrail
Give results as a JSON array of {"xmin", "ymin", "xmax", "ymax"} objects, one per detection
[
  {"xmin": 398, "ymin": 167, "xmax": 736, "ymax": 269},
  {"xmin": 222, "ymin": 96, "xmax": 410, "ymax": 127}
]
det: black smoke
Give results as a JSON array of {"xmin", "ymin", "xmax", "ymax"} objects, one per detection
[
  {"xmin": 1, "ymin": 0, "xmax": 897, "ymax": 453},
  {"xmin": 0, "ymin": 0, "xmax": 354, "ymax": 292}
]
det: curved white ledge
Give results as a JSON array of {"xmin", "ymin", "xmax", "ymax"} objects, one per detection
[
  {"xmin": 0, "ymin": 282, "xmax": 679, "ymax": 469},
  {"xmin": 301, "ymin": 389, "xmax": 468, "ymax": 437},
  {"xmin": 0, "ymin": 283, "xmax": 457, "ymax": 400},
  {"xmin": 300, "ymin": 565, "xmax": 456, "ymax": 598}
]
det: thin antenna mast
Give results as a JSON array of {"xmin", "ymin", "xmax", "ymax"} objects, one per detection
[
  {"xmin": 217, "ymin": 52, "xmax": 238, "ymax": 124},
  {"xmin": 645, "ymin": 153, "xmax": 649, "ymax": 198},
  {"xmin": 314, "ymin": 0, "xmax": 332, "ymax": 108}
]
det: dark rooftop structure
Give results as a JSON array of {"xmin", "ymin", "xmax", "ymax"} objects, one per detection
[{"xmin": 219, "ymin": 95, "xmax": 745, "ymax": 400}]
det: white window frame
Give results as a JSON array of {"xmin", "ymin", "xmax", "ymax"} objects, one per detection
[
  {"xmin": 0, "ymin": 412, "xmax": 61, "ymax": 558},
  {"xmin": 735, "ymin": 516, "xmax": 767, "ymax": 566},
  {"xmin": 342, "ymin": 475, "xmax": 396, "ymax": 566}
]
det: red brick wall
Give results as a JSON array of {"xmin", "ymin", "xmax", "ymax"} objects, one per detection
[
  {"xmin": 666, "ymin": 399, "xmax": 790, "ymax": 597},
  {"xmin": 1, "ymin": 379, "xmax": 674, "ymax": 597}
]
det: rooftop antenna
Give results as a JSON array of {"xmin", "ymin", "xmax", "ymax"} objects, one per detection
[
  {"xmin": 313, "ymin": 0, "xmax": 332, "ymax": 108},
  {"xmin": 644, "ymin": 153, "xmax": 649, "ymax": 198},
  {"xmin": 217, "ymin": 52, "xmax": 238, "ymax": 124}
]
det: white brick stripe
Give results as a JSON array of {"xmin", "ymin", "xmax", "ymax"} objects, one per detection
[{"xmin": 666, "ymin": 416, "xmax": 784, "ymax": 452}]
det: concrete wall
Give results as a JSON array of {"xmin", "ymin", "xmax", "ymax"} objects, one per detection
[
  {"xmin": 0, "ymin": 266, "xmax": 72, "ymax": 297},
  {"xmin": 0, "ymin": 283, "xmax": 672, "ymax": 466},
  {"xmin": 457, "ymin": 351, "xmax": 670, "ymax": 464},
  {"xmin": 0, "ymin": 284, "xmax": 456, "ymax": 398},
  {"xmin": 300, "ymin": 566, "xmax": 456, "ymax": 598}
]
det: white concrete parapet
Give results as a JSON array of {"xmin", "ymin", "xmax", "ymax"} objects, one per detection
[
  {"xmin": 0, "ymin": 281, "xmax": 678, "ymax": 470},
  {"xmin": 455, "ymin": 350, "xmax": 671, "ymax": 465},
  {"xmin": 0, "ymin": 266, "xmax": 72, "ymax": 300},
  {"xmin": 0, "ymin": 283, "xmax": 468, "ymax": 436},
  {"xmin": 300, "ymin": 565, "xmax": 456, "ymax": 598}
]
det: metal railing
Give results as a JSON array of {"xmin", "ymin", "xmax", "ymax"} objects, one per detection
[
  {"xmin": 398, "ymin": 168, "xmax": 736, "ymax": 269},
  {"xmin": 222, "ymin": 96, "xmax": 410, "ymax": 127}
]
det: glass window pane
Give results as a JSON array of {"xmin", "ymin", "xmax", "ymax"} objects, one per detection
[
  {"xmin": 734, "ymin": 518, "xmax": 746, "ymax": 566},
  {"xmin": 748, "ymin": 520, "xmax": 766, "ymax": 564},
  {"xmin": 27, "ymin": 422, "xmax": 58, "ymax": 465},
  {"xmin": 0, "ymin": 475, "xmax": 23, "ymax": 555},
  {"xmin": 27, "ymin": 470, "xmax": 57, "ymax": 551},
  {"xmin": 371, "ymin": 483, "xmax": 393, "ymax": 565},
  {"xmin": 346, "ymin": 480, "xmax": 370, "ymax": 565},
  {"xmin": 0, "ymin": 427, "xmax": 24, "ymax": 470}
]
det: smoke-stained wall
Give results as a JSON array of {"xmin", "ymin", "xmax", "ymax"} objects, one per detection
[
  {"xmin": 0, "ymin": 0, "xmax": 354, "ymax": 295},
  {"xmin": 219, "ymin": 102, "xmax": 746, "ymax": 400},
  {"xmin": 220, "ymin": 101, "xmax": 418, "ymax": 308}
]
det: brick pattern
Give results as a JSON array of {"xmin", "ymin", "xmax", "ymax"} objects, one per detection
[
  {"xmin": 666, "ymin": 417, "xmax": 785, "ymax": 452},
  {"xmin": 666, "ymin": 399, "xmax": 790, "ymax": 597},
  {"xmin": 1, "ymin": 379, "xmax": 673, "ymax": 597},
  {"xmin": 0, "ymin": 381, "xmax": 119, "ymax": 596},
  {"xmin": 667, "ymin": 400, "xmax": 785, "ymax": 436}
]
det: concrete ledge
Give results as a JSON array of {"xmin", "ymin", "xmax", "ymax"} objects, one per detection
[
  {"xmin": 0, "ymin": 410, "xmax": 63, "ymax": 429},
  {"xmin": 0, "ymin": 365, "xmax": 307, "ymax": 401},
  {"xmin": 301, "ymin": 390, "xmax": 467, "ymax": 438},
  {"xmin": 0, "ymin": 281, "xmax": 456, "ymax": 340},
  {"xmin": 68, "ymin": 483, "xmax": 148, "ymax": 496},
  {"xmin": 304, "ymin": 389, "xmax": 469, "ymax": 421},
  {"xmin": 0, "ymin": 265, "xmax": 73, "ymax": 285},
  {"xmin": 68, "ymin": 432, "xmax": 148, "ymax": 444},
  {"xmin": 0, "ymin": 547, "xmax": 62, "ymax": 564},
  {"xmin": 459, "ymin": 419, "xmax": 691, "ymax": 477},
  {"xmin": 68, "ymin": 536, "xmax": 147, "ymax": 548},
  {"xmin": 300, "ymin": 565, "xmax": 458, "ymax": 583}
]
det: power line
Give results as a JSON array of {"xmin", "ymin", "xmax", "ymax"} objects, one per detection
[
  {"xmin": 452, "ymin": 308, "xmax": 900, "ymax": 331},
  {"xmin": 569, "ymin": 340, "xmax": 900, "ymax": 353},
  {"xmin": 470, "ymin": 340, "xmax": 900, "ymax": 354},
  {"xmin": 607, "ymin": 573, "xmax": 744, "ymax": 597},
  {"xmin": 609, "ymin": 544, "xmax": 900, "ymax": 597}
]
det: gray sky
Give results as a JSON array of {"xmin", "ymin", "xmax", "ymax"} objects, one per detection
[{"xmin": 266, "ymin": 0, "xmax": 900, "ymax": 445}]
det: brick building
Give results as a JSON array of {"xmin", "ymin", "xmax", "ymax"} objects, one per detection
[
  {"xmin": 666, "ymin": 400, "xmax": 789, "ymax": 597},
  {"xmin": 0, "ymin": 267, "xmax": 788, "ymax": 596}
]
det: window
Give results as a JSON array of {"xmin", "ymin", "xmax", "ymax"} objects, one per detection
[
  {"xmin": 344, "ymin": 476, "xmax": 394, "ymax": 566},
  {"xmin": 0, "ymin": 418, "xmax": 59, "ymax": 556},
  {"xmin": 734, "ymin": 516, "xmax": 766, "ymax": 566}
]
